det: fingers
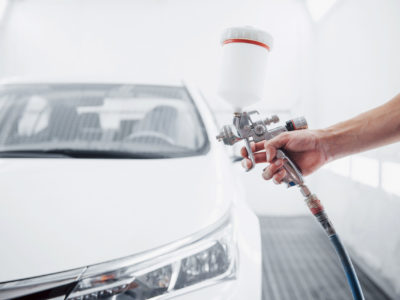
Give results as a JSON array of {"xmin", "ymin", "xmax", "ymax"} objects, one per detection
[
  {"xmin": 240, "ymin": 141, "xmax": 266, "ymax": 157},
  {"xmin": 262, "ymin": 159, "xmax": 284, "ymax": 180},
  {"xmin": 241, "ymin": 134, "xmax": 290, "ymax": 162},
  {"xmin": 241, "ymin": 158, "xmax": 252, "ymax": 170},
  {"xmin": 264, "ymin": 133, "xmax": 289, "ymax": 162},
  {"xmin": 243, "ymin": 156, "xmax": 287, "ymax": 185},
  {"xmin": 262, "ymin": 159, "xmax": 287, "ymax": 185},
  {"xmin": 241, "ymin": 151, "xmax": 268, "ymax": 170},
  {"xmin": 272, "ymin": 169, "xmax": 287, "ymax": 185},
  {"xmin": 240, "ymin": 133, "xmax": 290, "ymax": 171}
]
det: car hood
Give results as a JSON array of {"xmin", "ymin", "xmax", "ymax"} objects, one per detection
[{"xmin": 0, "ymin": 155, "xmax": 231, "ymax": 282}]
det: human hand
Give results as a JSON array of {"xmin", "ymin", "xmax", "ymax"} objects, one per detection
[{"xmin": 241, "ymin": 130, "xmax": 328, "ymax": 184}]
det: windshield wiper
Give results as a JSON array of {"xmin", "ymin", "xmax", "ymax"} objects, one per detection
[{"xmin": 0, "ymin": 149, "xmax": 173, "ymax": 159}]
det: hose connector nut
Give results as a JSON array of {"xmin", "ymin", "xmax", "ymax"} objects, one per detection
[
  {"xmin": 305, "ymin": 194, "xmax": 324, "ymax": 215},
  {"xmin": 286, "ymin": 117, "xmax": 308, "ymax": 131}
]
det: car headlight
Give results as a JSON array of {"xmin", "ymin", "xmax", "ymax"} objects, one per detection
[{"xmin": 67, "ymin": 213, "xmax": 236, "ymax": 300}]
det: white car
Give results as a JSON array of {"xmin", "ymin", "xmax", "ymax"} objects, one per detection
[{"xmin": 0, "ymin": 82, "xmax": 261, "ymax": 300}]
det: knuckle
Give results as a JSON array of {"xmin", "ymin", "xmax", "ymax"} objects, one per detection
[
  {"xmin": 265, "ymin": 143, "xmax": 273, "ymax": 150},
  {"xmin": 279, "ymin": 132, "xmax": 290, "ymax": 139},
  {"xmin": 275, "ymin": 170, "xmax": 285, "ymax": 180},
  {"xmin": 270, "ymin": 165, "xmax": 278, "ymax": 174}
]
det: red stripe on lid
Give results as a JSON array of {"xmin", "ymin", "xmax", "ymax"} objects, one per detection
[{"xmin": 223, "ymin": 38, "xmax": 270, "ymax": 51}]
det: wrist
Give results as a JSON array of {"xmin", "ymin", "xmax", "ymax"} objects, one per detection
[{"xmin": 316, "ymin": 128, "xmax": 337, "ymax": 163}]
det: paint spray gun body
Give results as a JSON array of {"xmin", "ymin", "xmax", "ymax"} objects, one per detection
[
  {"xmin": 216, "ymin": 111, "xmax": 307, "ymax": 188},
  {"xmin": 216, "ymin": 111, "xmax": 335, "ymax": 235}
]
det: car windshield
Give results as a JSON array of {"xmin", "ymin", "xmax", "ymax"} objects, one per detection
[{"xmin": 0, "ymin": 84, "xmax": 209, "ymax": 158}]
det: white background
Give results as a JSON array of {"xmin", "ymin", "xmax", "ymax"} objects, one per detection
[{"xmin": 1, "ymin": 0, "xmax": 400, "ymax": 296}]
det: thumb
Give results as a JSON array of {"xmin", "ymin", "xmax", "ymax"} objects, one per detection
[{"xmin": 264, "ymin": 133, "xmax": 290, "ymax": 162}]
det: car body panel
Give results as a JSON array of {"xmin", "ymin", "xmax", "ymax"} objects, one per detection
[{"xmin": 0, "ymin": 155, "xmax": 233, "ymax": 282}]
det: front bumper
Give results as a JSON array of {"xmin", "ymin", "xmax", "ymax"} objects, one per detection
[{"xmin": 0, "ymin": 205, "xmax": 261, "ymax": 300}]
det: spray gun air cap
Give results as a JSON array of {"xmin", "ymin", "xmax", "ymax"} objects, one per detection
[{"xmin": 218, "ymin": 26, "xmax": 274, "ymax": 112}]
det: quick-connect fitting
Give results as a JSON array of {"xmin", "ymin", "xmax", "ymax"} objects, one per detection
[
  {"xmin": 299, "ymin": 184, "xmax": 311, "ymax": 197},
  {"xmin": 314, "ymin": 211, "xmax": 337, "ymax": 237},
  {"xmin": 304, "ymin": 193, "xmax": 324, "ymax": 215}
]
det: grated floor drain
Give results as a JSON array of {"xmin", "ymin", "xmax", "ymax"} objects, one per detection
[{"xmin": 259, "ymin": 216, "xmax": 393, "ymax": 300}]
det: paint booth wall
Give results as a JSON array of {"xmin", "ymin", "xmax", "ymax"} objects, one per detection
[
  {"xmin": 0, "ymin": 0, "xmax": 313, "ymax": 116},
  {"xmin": 309, "ymin": 0, "xmax": 400, "ymax": 296}
]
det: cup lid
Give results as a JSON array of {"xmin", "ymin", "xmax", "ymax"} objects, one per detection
[{"xmin": 221, "ymin": 26, "xmax": 273, "ymax": 51}]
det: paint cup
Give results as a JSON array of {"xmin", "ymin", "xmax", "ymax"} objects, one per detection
[{"xmin": 218, "ymin": 26, "xmax": 273, "ymax": 111}]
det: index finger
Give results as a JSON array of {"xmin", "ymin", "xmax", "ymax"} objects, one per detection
[{"xmin": 240, "ymin": 141, "xmax": 266, "ymax": 157}]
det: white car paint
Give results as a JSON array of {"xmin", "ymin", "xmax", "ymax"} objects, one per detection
[
  {"xmin": 0, "ymin": 82, "xmax": 262, "ymax": 299},
  {"xmin": 0, "ymin": 157, "xmax": 229, "ymax": 282}
]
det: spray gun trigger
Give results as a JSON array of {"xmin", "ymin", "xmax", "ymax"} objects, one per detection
[
  {"xmin": 244, "ymin": 138, "xmax": 256, "ymax": 171},
  {"xmin": 277, "ymin": 149, "xmax": 304, "ymax": 187}
]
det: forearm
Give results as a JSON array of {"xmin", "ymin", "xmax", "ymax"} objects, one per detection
[{"xmin": 320, "ymin": 93, "xmax": 400, "ymax": 161}]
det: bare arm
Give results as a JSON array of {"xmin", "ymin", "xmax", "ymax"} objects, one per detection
[
  {"xmin": 241, "ymin": 93, "xmax": 400, "ymax": 183},
  {"xmin": 321, "ymin": 93, "xmax": 400, "ymax": 161}
]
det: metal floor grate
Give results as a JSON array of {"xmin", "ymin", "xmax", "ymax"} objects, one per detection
[{"xmin": 259, "ymin": 216, "xmax": 393, "ymax": 300}]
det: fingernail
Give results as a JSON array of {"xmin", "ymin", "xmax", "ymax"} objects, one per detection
[
  {"xmin": 275, "ymin": 159, "xmax": 282, "ymax": 166},
  {"xmin": 241, "ymin": 159, "xmax": 249, "ymax": 171},
  {"xmin": 266, "ymin": 150, "xmax": 270, "ymax": 162}
]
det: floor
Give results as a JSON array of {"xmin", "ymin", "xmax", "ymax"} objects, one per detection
[{"xmin": 259, "ymin": 216, "xmax": 393, "ymax": 300}]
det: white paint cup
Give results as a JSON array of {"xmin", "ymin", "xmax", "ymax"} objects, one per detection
[{"xmin": 218, "ymin": 26, "xmax": 273, "ymax": 111}]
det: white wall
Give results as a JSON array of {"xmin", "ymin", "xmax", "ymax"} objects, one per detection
[
  {"xmin": 311, "ymin": 0, "xmax": 400, "ymax": 296},
  {"xmin": 0, "ymin": 0, "xmax": 314, "ymax": 111}
]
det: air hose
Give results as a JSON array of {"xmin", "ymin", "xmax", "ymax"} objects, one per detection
[{"xmin": 300, "ymin": 184, "xmax": 365, "ymax": 300}]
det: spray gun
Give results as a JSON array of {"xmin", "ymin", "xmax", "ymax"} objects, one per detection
[
  {"xmin": 215, "ymin": 112, "xmax": 327, "ymax": 228},
  {"xmin": 217, "ymin": 26, "xmax": 365, "ymax": 300},
  {"xmin": 216, "ymin": 112, "xmax": 307, "ymax": 187},
  {"xmin": 216, "ymin": 111, "xmax": 337, "ymax": 234}
]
